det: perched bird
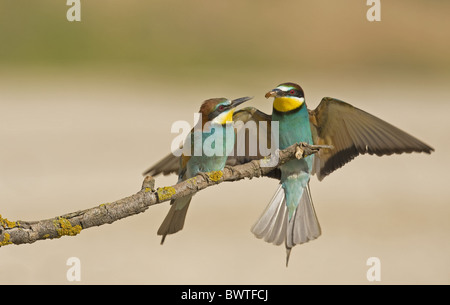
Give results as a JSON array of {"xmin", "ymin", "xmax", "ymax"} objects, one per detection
[
  {"xmin": 144, "ymin": 96, "xmax": 252, "ymax": 244},
  {"xmin": 246, "ymin": 82, "xmax": 434, "ymax": 265},
  {"xmin": 251, "ymin": 83, "xmax": 318, "ymax": 265},
  {"xmin": 144, "ymin": 82, "xmax": 434, "ymax": 265}
]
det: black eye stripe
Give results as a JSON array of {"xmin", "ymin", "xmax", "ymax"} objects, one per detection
[
  {"xmin": 208, "ymin": 105, "xmax": 229, "ymax": 120},
  {"xmin": 282, "ymin": 88, "xmax": 304, "ymax": 98},
  {"xmin": 216, "ymin": 104, "xmax": 231, "ymax": 112}
]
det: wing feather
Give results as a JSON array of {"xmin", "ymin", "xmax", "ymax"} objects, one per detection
[
  {"xmin": 310, "ymin": 97, "xmax": 434, "ymax": 180},
  {"xmin": 142, "ymin": 152, "xmax": 180, "ymax": 176}
]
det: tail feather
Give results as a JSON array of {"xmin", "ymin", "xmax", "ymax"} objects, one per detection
[
  {"xmin": 252, "ymin": 183, "xmax": 321, "ymax": 266},
  {"xmin": 157, "ymin": 195, "xmax": 192, "ymax": 244},
  {"xmin": 286, "ymin": 184, "xmax": 321, "ymax": 249},
  {"xmin": 251, "ymin": 185, "xmax": 287, "ymax": 246}
]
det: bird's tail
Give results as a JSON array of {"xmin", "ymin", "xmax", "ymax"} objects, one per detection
[
  {"xmin": 157, "ymin": 195, "xmax": 192, "ymax": 244},
  {"xmin": 285, "ymin": 183, "xmax": 321, "ymax": 264},
  {"xmin": 251, "ymin": 185, "xmax": 288, "ymax": 246},
  {"xmin": 251, "ymin": 184, "xmax": 321, "ymax": 266}
]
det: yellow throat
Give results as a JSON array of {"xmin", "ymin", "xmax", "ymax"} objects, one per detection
[
  {"xmin": 213, "ymin": 109, "xmax": 235, "ymax": 125},
  {"xmin": 273, "ymin": 96, "xmax": 305, "ymax": 112}
]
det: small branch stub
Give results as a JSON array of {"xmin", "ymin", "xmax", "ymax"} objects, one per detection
[{"xmin": 142, "ymin": 175, "xmax": 156, "ymax": 193}]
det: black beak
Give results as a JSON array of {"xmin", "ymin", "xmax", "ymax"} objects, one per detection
[{"xmin": 230, "ymin": 96, "xmax": 253, "ymax": 108}]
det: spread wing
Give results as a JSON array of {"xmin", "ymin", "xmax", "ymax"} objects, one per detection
[{"xmin": 309, "ymin": 97, "xmax": 435, "ymax": 181}]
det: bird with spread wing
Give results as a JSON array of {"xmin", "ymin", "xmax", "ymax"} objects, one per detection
[{"xmin": 144, "ymin": 82, "xmax": 434, "ymax": 265}]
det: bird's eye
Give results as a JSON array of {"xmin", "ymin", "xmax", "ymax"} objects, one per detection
[
  {"xmin": 218, "ymin": 105, "xmax": 225, "ymax": 111},
  {"xmin": 289, "ymin": 89, "xmax": 296, "ymax": 95}
]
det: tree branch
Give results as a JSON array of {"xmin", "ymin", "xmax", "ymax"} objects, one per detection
[{"xmin": 0, "ymin": 142, "xmax": 332, "ymax": 247}]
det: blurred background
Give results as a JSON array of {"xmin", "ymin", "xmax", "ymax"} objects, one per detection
[{"xmin": 0, "ymin": 0, "xmax": 449, "ymax": 284}]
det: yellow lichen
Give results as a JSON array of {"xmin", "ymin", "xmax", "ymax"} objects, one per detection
[
  {"xmin": 0, "ymin": 214, "xmax": 20, "ymax": 228},
  {"xmin": 186, "ymin": 177, "xmax": 197, "ymax": 183},
  {"xmin": 185, "ymin": 177, "xmax": 198, "ymax": 189},
  {"xmin": 43, "ymin": 234, "xmax": 50, "ymax": 239},
  {"xmin": 0, "ymin": 233, "xmax": 12, "ymax": 246},
  {"xmin": 53, "ymin": 217, "xmax": 82, "ymax": 237},
  {"xmin": 157, "ymin": 187, "xmax": 176, "ymax": 201},
  {"xmin": 208, "ymin": 170, "xmax": 223, "ymax": 182},
  {"xmin": 144, "ymin": 187, "xmax": 151, "ymax": 193}
]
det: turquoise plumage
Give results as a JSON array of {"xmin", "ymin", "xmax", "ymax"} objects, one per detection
[
  {"xmin": 252, "ymin": 83, "xmax": 320, "ymax": 265},
  {"xmin": 275, "ymin": 101, "xmax": 314, "ymax": 219},
  {"xmin": 146, "ymin": 96, "xmax": 252, "ymax": 244}
]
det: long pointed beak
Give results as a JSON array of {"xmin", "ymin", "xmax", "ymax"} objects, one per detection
[
  {"xmin": 265, "ymin": 89, "xmax": 280, "ymax": 99},
  {"xmin": 231, "ymin": 96, "xmax": 253, "ymax": 108}
]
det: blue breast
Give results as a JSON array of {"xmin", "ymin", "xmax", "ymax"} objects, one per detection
[
  {"xmin": 272, "ymin": 104, "xmax": 314, "ymax": 218},
  {"xmin": 186, "ymin": 124, "xmax": 235, "ymax": 177}
]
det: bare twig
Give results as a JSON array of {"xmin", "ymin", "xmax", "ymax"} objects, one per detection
[{"xmin": 0, "ymin": 142, "xmax": 332, "ymax": 247}]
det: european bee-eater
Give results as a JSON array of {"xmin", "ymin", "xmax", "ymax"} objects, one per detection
[
  {"xmin": 144, "ymin": 96, "xmax": 252, "ymax": 244},
  {"xmin": 251, "ymin": 83, "xmax": 317, "ymax": 265},
  {"xmin": 247, "ymin": 82, "xmax": 434, "ymax": 265},
  {"xmin": 144, "ymin": 82, "xmax": 434, "ymax": 265}
]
